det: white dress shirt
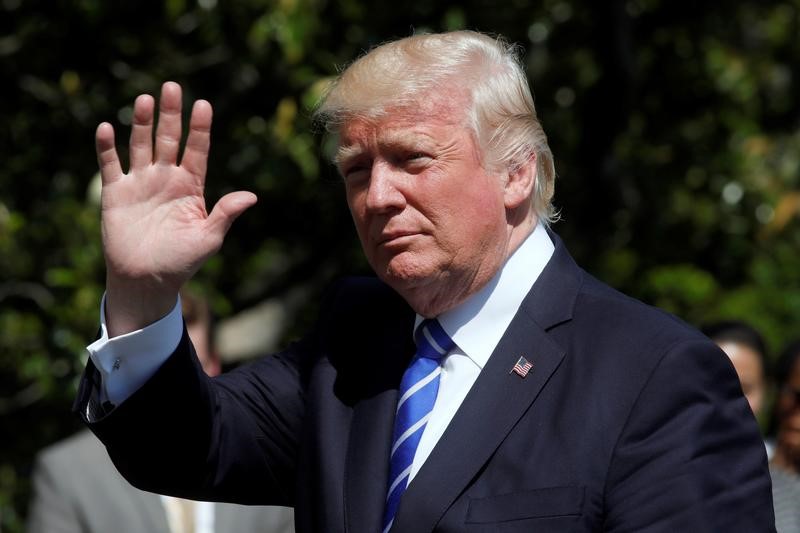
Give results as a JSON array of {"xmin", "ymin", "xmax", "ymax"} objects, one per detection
[
  {"xmin": 87, "ymin": 294, "xmax": 184, "ymax": 407},
  {"xmin": 85, "ymin": 224, "xmax": 555, "ymax": 481},
  {"xmin": 407, "ymin": 223, "xmax": 553, "ymax": 482}
]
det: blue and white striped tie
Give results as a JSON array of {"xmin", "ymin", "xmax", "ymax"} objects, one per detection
[{"xmin": 382, "ymin": 318, "xmax": 455, "ymax": 533}]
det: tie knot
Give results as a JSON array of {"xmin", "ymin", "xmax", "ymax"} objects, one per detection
[{"xmin": 414, "ymin": 319, "xmax": 455, "ymax": 362}]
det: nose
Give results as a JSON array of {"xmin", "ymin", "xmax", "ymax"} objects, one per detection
[{"xmin": 365, "ymin": 161, "xmax": 406, "ymax": 213}]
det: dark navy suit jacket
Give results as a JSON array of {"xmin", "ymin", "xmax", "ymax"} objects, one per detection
[{"xmin": 76, "ymin": 233, "xmax": 775, "ymax": 532}]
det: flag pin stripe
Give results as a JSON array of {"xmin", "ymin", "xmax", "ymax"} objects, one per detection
[{"xmin": 510, "ymin": 356, "xmax": 532, "ymax": 378}]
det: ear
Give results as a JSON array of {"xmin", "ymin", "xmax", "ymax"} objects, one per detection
[{"xmin": 503, "ymin": 153, "xmax": 536, "ymax": 210}]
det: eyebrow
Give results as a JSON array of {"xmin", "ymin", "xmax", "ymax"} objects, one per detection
[
  {"xmin": 333, "ymin": 144, "xmax": 365, "ymax": 166},
  {"xmin": 335, "ymin": 130, "xmax": 434, "ymax": 166}
]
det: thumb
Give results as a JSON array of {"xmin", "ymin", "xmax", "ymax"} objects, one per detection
[{"xmin": 205, "ymin": 191, "xmax": 258, "ymax": 242}]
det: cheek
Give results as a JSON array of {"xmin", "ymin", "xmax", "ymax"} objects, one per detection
[
  {"xmin": 457, "ymin": 185, "xmax": 507, "ymax": 234},
  {"xmin": 346, "ymin": 190, "xmax": 368, "ymax": 231},
  {"xmin": 479, "ymin": 190, "xmax": 506, "ymax": 216},
  {"xmin": 437, "ymin": 169, "xmax": 501, "ymax": 208},
  {"xmin": 345, "ymin": 185, "xmax": 359, "ymax": 212}
]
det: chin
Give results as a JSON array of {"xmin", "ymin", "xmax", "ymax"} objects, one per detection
[{"xmin": 375, "ymin": 254, "xmax": 438, "ymax": 290}]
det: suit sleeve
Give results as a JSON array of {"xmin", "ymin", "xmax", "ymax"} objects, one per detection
[
  {"xmin": 603, "ymin": 339, "xmax": 775, "ymax": 532},
  {"xmin": 75, "ymin": 326, "xmax": 314, "ymax": 506}
]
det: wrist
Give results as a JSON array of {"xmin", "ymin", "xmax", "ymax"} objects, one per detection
[{"xmin": 104, "ymin": 277, "xmax": 180, "ymax": 337}]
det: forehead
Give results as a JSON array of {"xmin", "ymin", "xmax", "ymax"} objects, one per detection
[{"xmin": 337, "ymin": 102, "xmax": 469, "ymax": 152}]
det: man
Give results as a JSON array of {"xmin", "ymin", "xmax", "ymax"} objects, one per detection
[
  {"xmin": 29, "ymin": 292, "xmax": 295, "ymax": 533},
  {"xmin": 76, "ymin": 31, "xmax": 775, "ymax": 531}
]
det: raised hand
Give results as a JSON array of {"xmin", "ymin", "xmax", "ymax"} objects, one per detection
[{"xmin": 96, "ymin": 82, "xmax": 257, "ymax": 336}]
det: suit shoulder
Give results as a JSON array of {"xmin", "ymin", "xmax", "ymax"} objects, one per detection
[
  {"xmin": 576, "ymin": 272, "xmax": 707, "ymax": 346},
  {"xmin": 318, "ymin": 276, "xmax": 414, "ymax": 335},
  {"xmin": 551, "ymin": 270, "xmax": 726, "ymax": 392},
  {"xmin": 323, "ymin": 276, "xmax": 406, "ymax": 314}
]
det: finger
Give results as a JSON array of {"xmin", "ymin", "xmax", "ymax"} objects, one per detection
[
  {"xmin": 129, "ymin": 94, "xmax": 155, "ymax": 170},
  {"xmin": 96, "ymin": 122, "xmax": 123, "ymax": 185},
  {"xmin": 204, "ymin": 191, "xmax": 258, "ymax": 244},
  {"xmin": 154, "ymin": 81, "xmax": 183, "ymax": 165},
  {"xmin": 181, "ymin": 99, "xmax": 213, "ymax": 182}
]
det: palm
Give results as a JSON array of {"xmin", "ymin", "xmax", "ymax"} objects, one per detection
[
  {"xmin": 96, "ymin": 82, "xmax": 256, "ymax": 332},
  {"xmin": 102, "ymin": 162, "xmax": 211, "ymax": 283}
]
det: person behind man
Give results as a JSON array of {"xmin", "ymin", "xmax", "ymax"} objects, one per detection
[
  {"xmin": 76, "ymin": 31, "xmax": 774, "ymax": 531},
  {"xmin": 28, "ymin": 291, "xmax": 294, "ymax": 533},
  {"xmin": 702, "ymin": 320, "xmax": 770, "ymax": 419},
  {"xmin": 769, "ymin": 339, "xmax": 800, "ymax": 532}
]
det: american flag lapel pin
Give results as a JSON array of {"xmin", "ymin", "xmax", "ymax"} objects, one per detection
[{"xmin": 510, "ymin": 356, "xmax": 533, "ymax": 378}]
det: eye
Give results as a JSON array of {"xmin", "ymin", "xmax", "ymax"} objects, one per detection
[
  {"xmin": 406, "ymin": 151, "xmax": 432, "ymax": 162},
  {"xmin": 401, "ymin": 152, "xmax": 432, "ymax": 172},
  {"xmin": 341, "ymin": 162, "xmax": 370, "ymax": 183}
]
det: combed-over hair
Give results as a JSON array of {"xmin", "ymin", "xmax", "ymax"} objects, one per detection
[{"xmin": 314, "ymin": 30, "xmax": 558, "ymax": 224}]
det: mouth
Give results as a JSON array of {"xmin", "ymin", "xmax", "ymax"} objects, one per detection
[{"xmin": 377, "ymin": 230, "xmax": 420, "ymax": 247}]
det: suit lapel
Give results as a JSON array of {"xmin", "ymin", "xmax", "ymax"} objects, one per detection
[
  {"xmin": 391, "ymin": 310, "xmax": 565, "ymax": 531},
  {"xmin": 343, "ymin": 387, "xmax": 399, "ymax": 532},
  {"xmin": 391, "ymin": 233, "xmax": 583, "ymax": 532},
  {"xmin": 337, "ymin": 281, "xmax": 416, "ymax": 533}
]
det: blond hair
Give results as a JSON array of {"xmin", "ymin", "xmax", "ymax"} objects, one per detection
[{"xmin": 314, "ymin": 30, "xmax": 558, "ymax": 224}]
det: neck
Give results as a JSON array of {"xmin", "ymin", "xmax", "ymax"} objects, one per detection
[{"xmin": 402, "ymin": 215, "xmax": 537, "ymax": 318}]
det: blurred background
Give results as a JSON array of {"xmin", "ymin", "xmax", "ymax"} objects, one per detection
[{"xmin": 1, "ymin": 0, "xmax": 799, "ymax": 530}]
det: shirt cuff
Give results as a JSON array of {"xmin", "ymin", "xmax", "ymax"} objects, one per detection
[{"xmin": 86, "ymin": 294, "xmax": 183, "ymax": 408}]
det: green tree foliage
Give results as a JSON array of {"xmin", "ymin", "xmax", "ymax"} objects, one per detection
[{"xmin": 2, "ymin": 0, "xmax": 799, "ymax": 530}]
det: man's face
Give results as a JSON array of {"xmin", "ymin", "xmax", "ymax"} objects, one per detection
[{"xmin": 337, "ymin": 98, "xmax": 511, "ymax": 314}]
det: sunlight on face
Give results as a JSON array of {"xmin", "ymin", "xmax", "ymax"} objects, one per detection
[{"xmin": 338, "ymin": 98, "xmax": 510, "ymax": 315}]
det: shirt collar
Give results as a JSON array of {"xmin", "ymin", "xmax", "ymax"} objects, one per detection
[{"xmin": 415, "ymin": 223, "xmax": 555, "ymax": 369}]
